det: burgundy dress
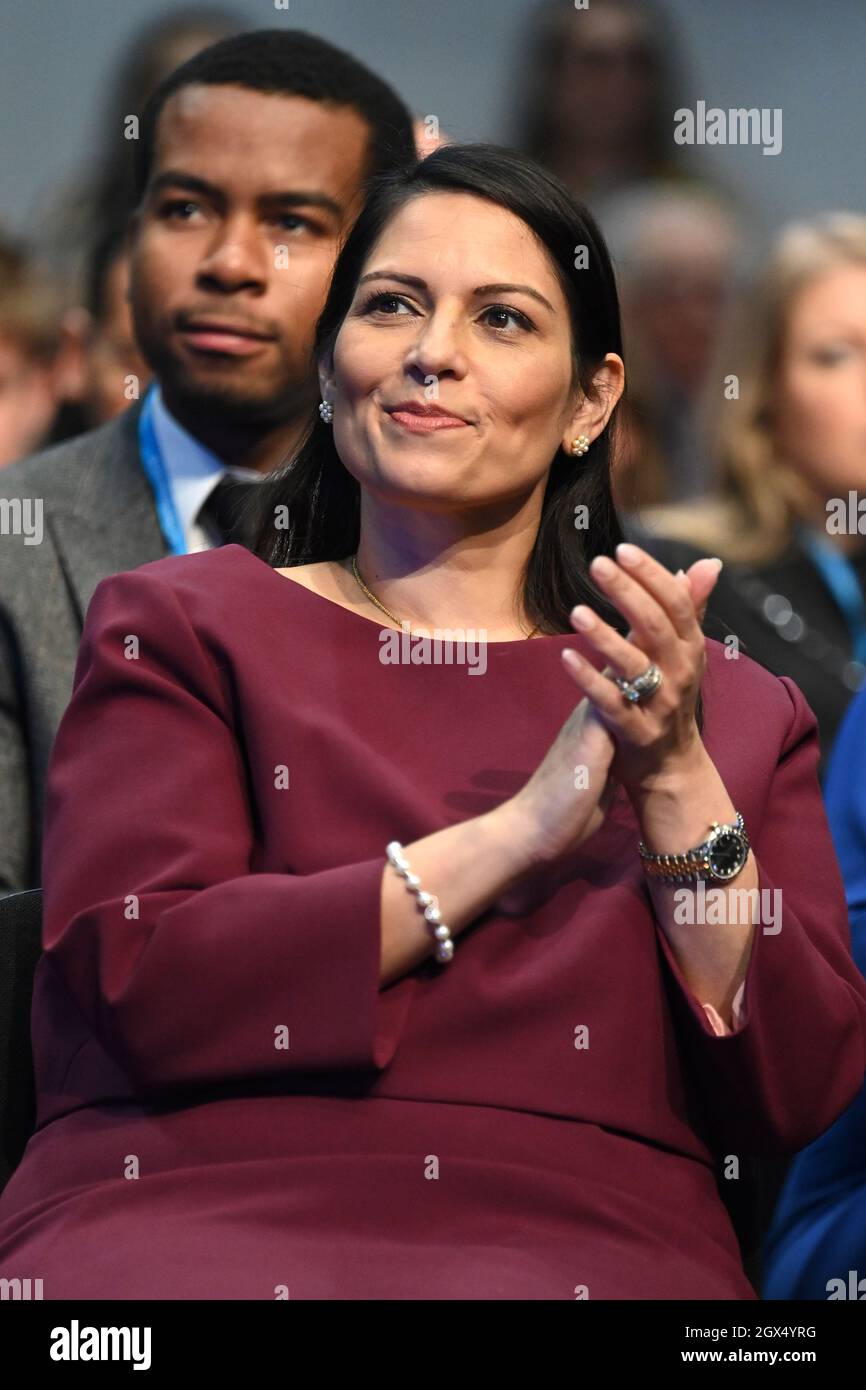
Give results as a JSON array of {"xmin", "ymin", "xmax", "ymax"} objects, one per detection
[{"xmin": 1, "ymin": 543, "xmax": 864, "ymax": 1300}]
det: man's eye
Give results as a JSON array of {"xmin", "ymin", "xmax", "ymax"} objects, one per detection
[
  {"xmin": 159, "ymin": 199, "xmax": 200, "ymax": 220},
  {"xmin": 812, "ymin": 345, "xmax": 854, "ymax": 365},
  {"xmin": 274, "ymin": 213, "xmax": 315, "ymax": 233}
]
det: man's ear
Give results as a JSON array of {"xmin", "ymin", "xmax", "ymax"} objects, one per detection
[
  {"xmin": 123, "ymin": 214, "xmax": 140, "ymax": 306},
  {"xmin": 125, "ymin": 209, "xmax": 139, "ymax": 254},
  {"xmin": 54, "ymin": 308, "xmax": 91, "ymax": 401}
]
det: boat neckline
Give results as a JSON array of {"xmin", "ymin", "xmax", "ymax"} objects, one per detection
[{"xmin": 229, "ymin": 544, "xmax": 580, "ymax": 649}]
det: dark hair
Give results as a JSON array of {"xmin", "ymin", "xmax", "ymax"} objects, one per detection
[
  {"xmin": 254, "ymin": 141, "xmax": 629, "ymax": 638},
  {"xmin": 133, "ymin": 29, "xmax": 417, "ymax": 206}
]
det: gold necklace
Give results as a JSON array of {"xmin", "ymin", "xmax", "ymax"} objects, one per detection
[{"xmin": 351, "ymin": 555, "xmax": 540, "ymax": 639}]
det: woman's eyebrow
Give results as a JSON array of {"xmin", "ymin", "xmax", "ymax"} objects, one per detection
[
  {"xmin": 475, "ymin": 282, "xmax": 556, "ymax": 313},
  {"xmin": 357, "ymin": 270, "xmax": 555, "ymax": 313}
]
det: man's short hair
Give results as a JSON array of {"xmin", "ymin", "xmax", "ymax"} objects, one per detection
[{"xmin": 133, "ymin": 28, "xmax": 417, "ymax": 205}]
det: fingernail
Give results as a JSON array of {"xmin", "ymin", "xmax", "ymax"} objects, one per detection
[
  {"xmin": 571, "ymin": 605, "xmax": 595, "ymax": 629},
  {"xmin": 591, "ymin": 554, "xmax": 615, "ymax": 577},
  {"xmin": 615, "ymin": 542, "xmax": 641, "ymax": 567},
  {"xmin": 709, "ymin": 557, "xmax": 724, "ymax": 571}
]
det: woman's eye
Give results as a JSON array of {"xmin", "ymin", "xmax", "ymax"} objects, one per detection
[
  {"xmin": 480, "ymin": 305, "xmax": 534, "ymax": 333},
  {"xmin": 362, "ymin": 292, "xmax": 413, "ymax": 315},
  {"xmin": 358, "ymin": 293, "xmax": 534, "ymax": 333}
]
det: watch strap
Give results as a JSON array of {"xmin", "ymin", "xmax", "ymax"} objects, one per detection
[{"xmin": 638, "ymin": 813, "xmax": 749, "ymax": 883}]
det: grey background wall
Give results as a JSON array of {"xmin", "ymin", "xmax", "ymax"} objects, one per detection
[{"xmin": 1, "ymin": 0, "xmax": 864, "ymax": 245}]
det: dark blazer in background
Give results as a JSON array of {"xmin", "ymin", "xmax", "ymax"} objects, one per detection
[
  {"xmin": 624, "ymin": 516, "xmax": 866, "ymax": 781},
  {"xmin": 0, "ymin": 400, "xmax": 169, "ymax": 894}
]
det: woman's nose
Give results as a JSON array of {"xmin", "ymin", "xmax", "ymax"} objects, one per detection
[{"xmin": 404, "ymin": 309, "xmax": 467, "ymax": 377}]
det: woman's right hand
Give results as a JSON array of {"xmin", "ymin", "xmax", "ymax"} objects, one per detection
[{"xmin": 493, "ymin": 693, "xmax": 618, "ymax": 914}]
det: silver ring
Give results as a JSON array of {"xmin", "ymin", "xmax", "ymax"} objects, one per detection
[{"xmin": 612, "ymin": 662, "xmax": 662, "ymax": 704}]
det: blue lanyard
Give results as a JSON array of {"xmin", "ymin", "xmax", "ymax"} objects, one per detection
[
  {"xmin": 798, "ymin": 524, "xmax": 866, "ymax": 665},
  {"xmin": 137, "ymin": 385, "xmax": 188, "ymax": 556}
]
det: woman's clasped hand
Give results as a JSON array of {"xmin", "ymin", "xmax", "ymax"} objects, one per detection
[{"xmin": 502, "ymin": 543, "xmax": 726, "ymax": 885}]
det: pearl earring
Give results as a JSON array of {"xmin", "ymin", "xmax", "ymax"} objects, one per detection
[
  {"xmin": 318, "ymin": 400, "xmax": 334, "ymax": 424},
  {"xmin": 570, "ymin": 434, "xmax": 590, "ymax": 457}
]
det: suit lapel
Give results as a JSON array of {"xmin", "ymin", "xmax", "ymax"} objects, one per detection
[{"xmin": 50, "ymin": 399, "xmax": 171, "ymax": 625}]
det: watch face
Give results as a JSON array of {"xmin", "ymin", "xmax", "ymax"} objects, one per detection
[{"xmin": 708, "ymin": 830, "xmax": 747, "ymax": 879}]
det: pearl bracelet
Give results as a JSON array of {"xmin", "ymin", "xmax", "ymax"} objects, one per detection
[{"xmin": 385, "ymin": 840, "xmax": 455, "ymax": 963}]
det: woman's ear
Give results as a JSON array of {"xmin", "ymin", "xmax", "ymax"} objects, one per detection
[
  {"xmin": 317, "ymin": 355, "xmax": 335, "ymax": 404},
  {"xmin": 562, "ymin": 354, "xmax": 626, "ymax": 453},
  {"xmin": 587, "ymin": 355, "xmax": 625, "ymax": 430}
]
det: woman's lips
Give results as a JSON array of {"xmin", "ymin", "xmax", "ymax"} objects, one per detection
[{"xmin": 387, "ymin": 410, "xmax": 470, "ymax": 433}]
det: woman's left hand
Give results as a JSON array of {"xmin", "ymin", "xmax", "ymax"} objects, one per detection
[{"xmin": 562, "ymin": 541, "xmax": 723, "ymax": 798}]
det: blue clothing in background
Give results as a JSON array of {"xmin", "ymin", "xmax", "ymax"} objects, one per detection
[{"xmin": 762, "ymin": 684, "xmax": 866, "ymax": 1299}]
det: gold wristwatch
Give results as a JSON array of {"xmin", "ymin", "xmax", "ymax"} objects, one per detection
[{"xmin": 638, "ymin": 813, "xmax": 750, "ymax": 883}]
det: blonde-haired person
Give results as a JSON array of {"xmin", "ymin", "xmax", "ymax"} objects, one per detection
[
  {"xmin": 629, "ymin": 213, "xmax": 866, "ymax": 777},
  {"xmin": 0, "ymin": 232, "xmax": 86, "ymax": 465}
]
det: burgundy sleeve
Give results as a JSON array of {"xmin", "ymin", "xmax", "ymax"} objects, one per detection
[
  {"xmin": 40, "ymin": 570, "xmax": 415, "ymax": 1096},
  {"xmin": 700, "ymin": 981, "xmax": 746, "ymax": 1036},
  {"xmin": 654, "ymin": 675, "xmax": 866, "ymax": 1157}
]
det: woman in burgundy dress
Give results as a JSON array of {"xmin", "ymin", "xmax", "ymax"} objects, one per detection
[{"xmin": 1, "ymin": 143, "xmax": 864, "ymax": 1300}]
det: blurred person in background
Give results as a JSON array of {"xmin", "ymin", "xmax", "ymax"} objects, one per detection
[
  {"xmin": 628, "ymin": 214, "xmax": 866, "ymax": 777},
  {"xmin": 0, "ymin": 232, "xmax": 88, "ymax": 465},
  {"xmin": 0, "ymin": 29, "xmax": 416, "ymax": 896},
  {"xmin": 511, "ymin": 0, "xmax": 694, "ymax": 207},
  {"xmin": 762, "ymin": 678, "xmax": 866, "ymax": 1299},
  {"xmin": 601, "ymin": 183, "xmax": 753, "ymax": 508},
  {"xmin": 509, "ymin": 0, "xmax": 752, "ymax": 516}
]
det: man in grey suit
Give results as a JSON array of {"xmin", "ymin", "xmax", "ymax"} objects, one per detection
[{"xmin": 0, "ymin": 30, "xmax": 416, "ymax": 893}]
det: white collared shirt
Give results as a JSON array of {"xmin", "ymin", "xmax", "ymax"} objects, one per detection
[{"xmin": 148, "ymin": 383, "xmax": 267, "ymax": 553}]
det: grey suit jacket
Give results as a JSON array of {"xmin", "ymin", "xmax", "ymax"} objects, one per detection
[{"xmin": 0, "ymin": 400, "xmax": 170, "ymax": 894}]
